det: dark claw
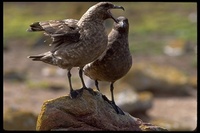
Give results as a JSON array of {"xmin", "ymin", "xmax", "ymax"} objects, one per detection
[
  {"xmin": 70, "ymin": 89, "xmax": 84, "ymax": 99},
  {"xmin": 111, "ymin": 103, "xmax": 125, "ymax": 115},
  {"xmin": 70, "ymin": 87, "xmax": 96, "ymax": 99},
  {"xmin": 102, "ymin": 94, "xmax": 111, "ymax": 103},
  {"xmin": 102, "ymin": 94, "xmax": 125, "ymax": 115},
  {"xmin": 70, "ymin": 90, "xmax": 79, "ymax": 98}
]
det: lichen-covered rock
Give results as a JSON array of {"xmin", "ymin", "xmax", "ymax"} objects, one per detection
[
  {"xmin": 36, "ymin": 89, "xmax": 167, "ymax": 131},
  {"xmin": 3, "ymin": 108, "xmax": 37, "ymax": 130}
]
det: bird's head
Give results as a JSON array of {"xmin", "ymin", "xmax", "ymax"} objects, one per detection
[
  {"xmin": 86, "ymin": 2, "xmax": 125, "ymax": 23},
  {"xmin": 114, "ymin": 16, "xmax": 129, "ymax": 32}
]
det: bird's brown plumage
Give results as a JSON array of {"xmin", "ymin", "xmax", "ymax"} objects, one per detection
[
  {"xmin": 27, "ymin": 2, "xmax": 124, "ymax": 98},
  {"xmin": 84, "ymin": 16, "xmax": 132, "ymax": 114},
  {"xmin": 84, "ymin": 16, "xmax": 132, "ymax": 83}
]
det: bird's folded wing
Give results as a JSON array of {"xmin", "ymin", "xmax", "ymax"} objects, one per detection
[
  {"xmin": 28, "ymin": 19, "xmax": 79, "ymax": 37},
  {"xmin": 39, "ymin": 19, "xmax": 80, "ymax": 37},
  {"xmin": 28, "ymin": 19, "xmax": 81, "ymax": 47}
]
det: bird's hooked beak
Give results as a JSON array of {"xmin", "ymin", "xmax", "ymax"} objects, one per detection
[
  {"xmin": 108, "ymin": 5, "xmax": 125, "ymax": 23},
  {"xmin": 113, "ymin": 5, "xmax": 125, "ymax": 11}
]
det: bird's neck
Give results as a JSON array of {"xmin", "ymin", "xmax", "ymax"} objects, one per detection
[
  {"xmin": 77, "ymin": 10, "xmax": 105, "ymax": 27},
  {"xmin": 109, "ymin": 29, "xmax": 128, "ymax": 40}
]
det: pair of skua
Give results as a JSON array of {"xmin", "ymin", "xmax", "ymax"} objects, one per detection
[{"xmin": 27, "ymin": 2, "xmax": 132, "ymax": 115}]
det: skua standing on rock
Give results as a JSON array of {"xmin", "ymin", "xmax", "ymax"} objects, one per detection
[
  {"xmin": 27, "ymin": 2, "xmax": 124, "ymax": 98},
  {"xmin": 84, "ymin": 16, "xmax": 132, "ymax": 114}
]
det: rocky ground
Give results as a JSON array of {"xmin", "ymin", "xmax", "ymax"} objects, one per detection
[{"xmin": 3, "ymin": 41, "xmax": 197, "ymax": 131}]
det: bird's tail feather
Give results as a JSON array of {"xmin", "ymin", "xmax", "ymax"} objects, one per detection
[
  {"xmin": 28, "ymin": 55, "xmax": 44, "ymax": 61},
  {"xmin": 27, "ymin": 52, "xmax": 56, "ymax": 66}
]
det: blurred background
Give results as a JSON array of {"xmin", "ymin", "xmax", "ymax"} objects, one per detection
[{"xmin": 3, "ymin": 2, "xmax": 197, "ymax": 131}]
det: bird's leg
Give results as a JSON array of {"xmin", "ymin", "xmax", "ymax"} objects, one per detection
[
  {"xmin": 110, "ymin": 82, "xmax": 116, "ymax": 107},
  {"xmin": 95, "ymin": 80, "xmax": 100, "ymax": 91},
  {"xmin": 68, "ymin": 70, "xmax": 78, "ymax": 98},
  {"xmin": 67, "ymin": 70, "xmax": 73, "ymax": 91},
  {"xmin": 79, "ymin": 67, "xmax": 87, "ymax": 89},
  {"xmin": 110, "ymin": 82, "xmax": 125, "ymax": 115},
  {"xmin": 79, "ymin": 67, "xmax": 94, "ymax": 95}
]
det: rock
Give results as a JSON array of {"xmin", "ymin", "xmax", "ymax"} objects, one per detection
[
  {"xmin": 163, "ymin": 39, "xmax": 196, "ymax": 57},
  {"xmin": 3, "ymin": 108, "xmax": 37, "ymax": 130},
  {"xmin": 188, "ymin": 75, "xmax": 197, "ymax": 89},
  {"xmin": 115, "ymin": 88, "xmax": 153, "ymax": 113},
  {"xmin": 4, "ymin": 70, "xmax": 27, "ymax": 82},
  {"xmin": 121, "ymin": 62, "xmax": 191, "ymax": 96},
  {"xmin": 150, "ymin": 118, "xmax": 192, "ymax": 131},
  {"xmin": 36, "ymin": 89, "xmax": 167, "ymax": 131},
  {"xmin": 85, "ymin": 78, "xmax": 153, "ymax": 113}
]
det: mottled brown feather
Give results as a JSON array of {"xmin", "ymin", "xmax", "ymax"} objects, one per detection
[
  {"xmin": 84, "ymin": 16, "xmax": 132, "ymax": 82},
  {"xmin": 28, "ymin": 2, "xmax": 124, "ymax": 70},
  {"xmin": 83, "ymin": 16, "xmax": 132, "ymax": 114}
]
